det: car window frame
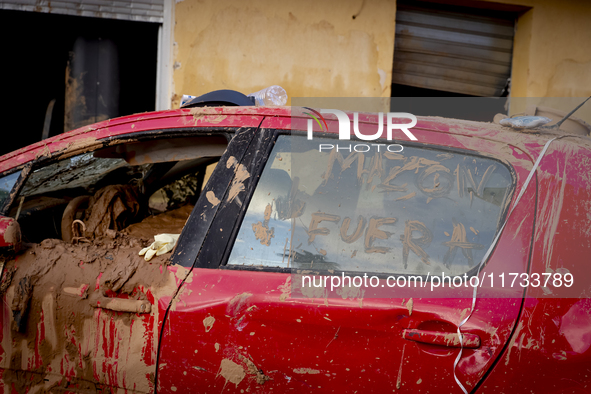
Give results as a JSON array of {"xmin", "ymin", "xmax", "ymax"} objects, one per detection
[
  {"xmin": 1, "ymin": 128, "xmax": 234, "ymax": 214},
  {"xmin": 186, "ymin": 125, "xmax": 277, "ymax": 269},
  {"xmin": 200, "ymin": 128, "xmax": 518, "ymax": 282},
  {"xmin": 0, "ymin": 162, "xmax": 33, "ymax": 216},
  {"xmin": 169, "ymin": 124, "xmax": 267, "ymax": 268}
]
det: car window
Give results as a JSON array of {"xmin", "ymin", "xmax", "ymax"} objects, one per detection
[
  {"xmin": 227, "ymin": 135, "xmax": 513, "ymax": 276},
  {"xmin": 10, "ymin": 135, "xmax": 227, "ymax": 243},
  {"xmin": 148, "ymin": 160, "xmax": 219, "ymax": 212},
  {"xmin": 201, "ymin": 161, "xmax": 218, "ymax": 191},
  {"xmin": 0, "ymin": 171, "xmax": 22, "ymax": 209}
]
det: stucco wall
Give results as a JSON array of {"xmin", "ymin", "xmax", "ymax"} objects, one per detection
[
  {"xmin": 487, "ymin": 0, "xmax": 591, "ymax": 121},
  {"xmin": 498, "ymin": 0, "xmax": 591, "ymax": 98},
  {"xmin": 172, "ymin": 0, "xmax": 397, "ymax": 108},
  {"xmin": 172, "ymin": 0, "xmax": 591, "ymax": 121}
]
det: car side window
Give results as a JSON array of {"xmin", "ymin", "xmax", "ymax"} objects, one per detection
[
  {"xmin": 148, "ymin": 160, "xmax": 219, "ymax": 212},
  {"xmin": 227, "ymin": 135, "xmax": 513, "ymax": 276},
  {"xmin": 0, "ymin": 171, "xmax": 22, "ymax": 210},
  {"xmin": 11, "ymin": 135, "xmax": 227, "ymax": 243}
]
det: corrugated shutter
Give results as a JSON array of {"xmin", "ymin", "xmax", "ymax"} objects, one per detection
[
  {"xmin": 0, "ymin": 0, "xmax": 163, "ymax": 23},
  {"xmin": 392, "ymin": 4, "xmax": 515, "ymax": 96}
]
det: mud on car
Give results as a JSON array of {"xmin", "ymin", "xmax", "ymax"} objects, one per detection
[{"xmin": 0, "ymin": 92, "xmax": 590, "ymax": 393}]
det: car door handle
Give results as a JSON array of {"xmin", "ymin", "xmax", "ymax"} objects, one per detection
[
  {"xmin": 92, "ymin": 295, "xmax": 151, "ymax": 314},
  {"xmin": 402, "ymin": 329, "xmax": 480, "ymax": 348}
]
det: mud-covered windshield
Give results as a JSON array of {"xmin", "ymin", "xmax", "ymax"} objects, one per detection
[{"xmin": 228, "ymin": 135, "xmax": 513, "ymax": 276}]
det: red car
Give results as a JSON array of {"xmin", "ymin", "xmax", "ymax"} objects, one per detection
[{"xmin": 0, "ymin": 91, "xmax": 589, "ymax": 393}]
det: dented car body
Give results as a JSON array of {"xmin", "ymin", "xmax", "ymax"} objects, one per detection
[{"xmin": 0, "ymin": 105, "xmax": 590, "ymax": 393}]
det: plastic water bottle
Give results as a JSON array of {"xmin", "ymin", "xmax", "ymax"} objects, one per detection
[
  {"xmin": 180, "ymin": 95, "xmax": 197, "ymax": 107},
  {"xmin": 248, "ymin": 85, "xmax": 288, "ymax": 106}
]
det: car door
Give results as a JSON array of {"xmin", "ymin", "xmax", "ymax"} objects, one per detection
[
  {"xmin": 156, "ymin": 117, "xmax": 536, "ymax": 393},
  {"xmin": 0, "ymin": 127, "xmax": 237, "ymax": 393}
]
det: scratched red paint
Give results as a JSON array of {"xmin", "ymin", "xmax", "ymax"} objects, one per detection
[{"xmin": 0, "ymin": 106, "xmax": 588, "ymax": 393}]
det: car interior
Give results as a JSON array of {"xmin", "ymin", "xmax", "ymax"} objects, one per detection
[{"xmin": 8, "ymin": 134, "xmax": 228, "ymax": 244}]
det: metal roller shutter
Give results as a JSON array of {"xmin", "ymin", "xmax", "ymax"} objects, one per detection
[
  {"xmin": 0, "ymin": 0, "xmax": 163, "ymax": 23},
  {"xmin": 392, "ymin": 3, "xmax": 515, "ymax": 97}
]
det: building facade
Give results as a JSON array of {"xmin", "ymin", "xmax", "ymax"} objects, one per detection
[{"xmin": 1, "ymin": 0, "xmax": 590, "ymax": 153}]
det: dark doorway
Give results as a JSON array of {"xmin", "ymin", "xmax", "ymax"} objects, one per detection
[
  {"xmin": 0, "ymin": 10, "xmax": 159, "ymax": 155},
  {"xmin": 389, "ymin": 96, "xmax": 508, "ymax": 122},
  {"xmin": 392, "ymin": 84, "xmax": 474, "ymax": 98}
]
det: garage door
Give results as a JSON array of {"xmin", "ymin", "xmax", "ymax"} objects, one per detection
[
  {"xmin": 392, "ymin": 3, "xmax": 515, "ymax": 96},
  {"xmin": 0, "ymin": 0, "xmax": 163, "ymax": 22}
]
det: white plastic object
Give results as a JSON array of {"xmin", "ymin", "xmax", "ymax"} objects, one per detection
[
  {"xmin": 248, "ymin": 85, "xmax": 288, "ymax": 106},
  {"xmin": 139, "ymin": 233, "xmax": 180, "ymax": 261},
  {"xmin": 499, "ymin": 116, "xmax": 552, "ymax": 129},
  {"xmin": 180, "ymin": 95, "xmax": 197, "ymax": 107}
]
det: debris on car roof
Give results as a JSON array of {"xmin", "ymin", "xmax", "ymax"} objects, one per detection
[
  {"xmin": 499, "ymin": 115, "xmax": 552, "ymax": 129},
  {"xmin": 180, "ymin": 85, "xmax": 288, "ymax": 108},
  {"xmin": 499, "ymin": 96, "xmax": 591, "ymax": 134}
]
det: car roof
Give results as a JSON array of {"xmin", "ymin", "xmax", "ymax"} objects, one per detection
[{"xmin": 1, "ymin": 105, "xmax": 589, "ymax": 175}]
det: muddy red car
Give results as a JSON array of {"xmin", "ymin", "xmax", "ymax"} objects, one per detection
[{"xmin": 0, "ymin": 94, "xmax": 590, "ymax": 393}]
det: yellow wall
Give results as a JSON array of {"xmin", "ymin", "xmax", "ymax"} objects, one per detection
[
  {"xmin": 485, "ymin": 0, "xmax": 591, "ymax": 121},
  {"xmin": 171, "ymin": 0, "xmax": 397, "ymax": 108},
  {"xmin": 172, "ymin": 0, "xmax": 591, "ymax": 120},
  {"xmin": 498, "ymin": 0, "xmax": 591, "ymax": 98}
]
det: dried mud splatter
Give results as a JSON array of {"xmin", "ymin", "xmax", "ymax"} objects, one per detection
[{"xmin": 0, "ymin": 234, "xmax": 179, "ymax": 392}]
